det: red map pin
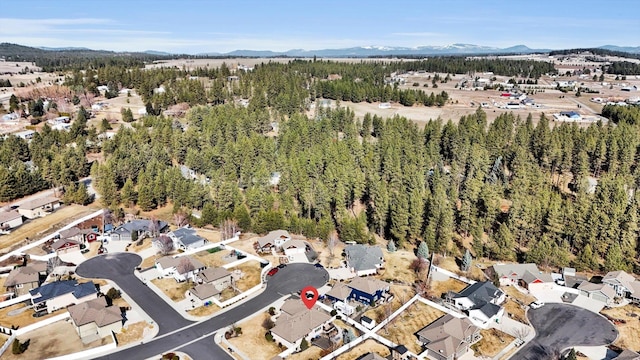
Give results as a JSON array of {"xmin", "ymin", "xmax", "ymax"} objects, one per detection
[{"xmin": 301, "ymin": 286, "xmax": 319, "ymax": 309}]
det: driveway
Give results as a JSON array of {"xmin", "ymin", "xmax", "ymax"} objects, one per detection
[
  {"xmin": 77, "ymin": 254, "xmax": 329, "ymax": 360},
  {"xmin": 516, "ymin": 303, "xmax": 617, "ymax": 360}
]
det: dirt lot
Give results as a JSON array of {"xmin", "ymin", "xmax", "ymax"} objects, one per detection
[
  {"xmin": 229, "ymin": 260, "xmax": 262, "ymax": 292},
  {"xmin": 191, "ymin": 248, "xmax": 232, "ymax": 267},
  {"xmin": 430, "ymin": 278, "xmax": 468, "ymax": 299},
  {"xmin": 379, "ymin": 249, "xmax": 416, "ymax": 284},
  {"xmin": 151, "ymin": 277, "xmax": 191, "ymax": 302},
  {"xmin": 0, "ymin": 204, "xmax": 97, "ymax": 254},
  {"xmin": 472, "ymin": 328, "xmax": 515, "ymax": 358},
  {"xmin": 376, "ymin": 300, "xmax": 445, "ymax": 354},
  {"xmin": 115, "ymin": 321, "xmax": 154, "ymax": 346},
  {"xmin": 601, "ymin": 304, "xmax": 640, "ymax": 350},
  {"xmin": 363, "ymin": 284, "xmax": 415, "ymax": 324},
  {"xmin": 227, "ymin": 312, "xmax": 281, "ymax": 360},
  {"xmin": 0, "ymin": 303, "xmax": 64, "ymax": 328},
  {"xmin": 308, "ymin": 237, "xmax": 345, "ymax": 268},
  {"xmin": 336, "ymin": 338, "xmax": 391, "ymax": 360},
  {"xmin": 2, "ymin": 319, "xmax": 112, "ymax": 360}
]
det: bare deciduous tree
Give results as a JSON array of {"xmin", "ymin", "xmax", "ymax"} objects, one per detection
[
  {"xmin": 173, "ymin": 212, "xmax": 189, "ymax": 227},
  {"xmin": 413, "ymin": 280, "xmax": 431, "ymax": 298},
  {"xmin": 153, "ymin": 235, "xmax": 174, "ymax": 255},
  {"xmin": 148, "ymin": 216, "xmax": 159, "ymax": 238},
  {"xmin": 328, "ymin": 231, "xmax": 338, "ymax": 257},
  {"xmin": 220, "ymin": 219, "xmax": 239, "ymax": 241},
  {"xmin": 410, "ymin": 257, "xmax": 429, "ymax": 277},
  {"xmin": 179, "ymin": 257, "xmax": 196, "ymax": 282},
  {"xmin": 514, "ymin": 326, "xmax": 532, "ymax": 341}
]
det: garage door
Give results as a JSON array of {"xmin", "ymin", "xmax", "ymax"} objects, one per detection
[{"xmin": 592, "ymin": 293, "xmax": 608, "ymax": 303}]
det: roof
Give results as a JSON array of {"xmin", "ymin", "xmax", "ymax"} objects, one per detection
[
  {"xmin": 326, "ymin": 282, "xmax": 352, "ymax": 300},
  {"xmin": 394, "ymin": 345, "xmax": 409, "ymax": 354},
  {"xmin": 197, "ymin": 267, "xmax": 231, "ymax": 283},
  {"xmin": 281, "ymin": 239, "xmax": 307, "ymax": 250},
  {"xmin": 18, "ymin": 197, "xmax": 59, "ymax": 211},
  {"xmin": 30, "ymin": 280, "xmax": 96, "ymax": 304},
  {"xmin": 118, "ymin": 219, "xmax": 168, "ymax": 234},
  {"xmin": 171, "ymin": 227, "xmax": 206, "ymax": 246},
  {"xmin": 522, "ymin": 270, "xmax": 554, "ymax": 285},
  {"xmin": 156, "ymin": 256, "xmax": 205, "ymax": 275},
  {"xmin": 491, "ymin": 263, "xmax": 540, "ymax": 280},
  {"xmin": 280, "ymin": 297, "xmax": 310, "ymax": 317},
  {"xmin": 454, "ymin": 281, "xmax": 504, "ymax": 306},
  {"xmin": 474, "ymin": 301, "xmax": 502, "ymax": 318},
  {"xmin": 345, "ymin": 244, "xmax": 384, "ymax": 272},
  {"xmin": 59, "ymin": 226, "xmax": 94, "ymax": 239},
  {"xmin": 416, "ymin": 314, "xmax": 479, "ymax": 358},
  {"xmin": 257, "ymin": 230, "xmax": 290, "ymax": 247},
  {"xmin": 361, "ymin": 315, "xmax": 374, "ymax": 324},
  {"xmin": 357, "ymin": 353, "xmax": 387, "ymax": 360},
  {"xmin": 603, "ymin": 271, "xmax": 637, "ymax": 292},
  {"xmin": 614, "ymin": 350, "xmax": 640, "ymax": 360},
  {"xmin": 68, "ymin": 297, "xmax": 121, "ymax": 327},
  {"xmin": 51, "ymin": 238, "xmax": 82, "ymax": 251},
  {"xmin": 577, "ymin": 282, "xmax": 617, "ymax": 299},
  {"xmin": 4, "ymin": 262, "xmax": 47, "ymax": 287},
  {"xmin": 629, "ymin": 282, "xmax": 640, "ymax": 298},
  {"xmin": 0, "ymin": 210, "xmax": 21, "ymax": 223},
  {"xmin": 348, "ymin": 277, "xmax": 389, "ymax": 295},
  {"xmin": 190, "ymin": 283, "xmax": 223, "ymax": 300},
  {"xmin": 271, "ymin": 307, "xmax": 331, "ymax": 343}
]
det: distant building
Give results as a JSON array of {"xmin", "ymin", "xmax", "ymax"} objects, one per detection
[
  {"xmin": 17, "ymin": 197, "xmax": 60, "ymax": 219},
  {"xmin": 344, "ymin": 244, "xmax": 385, "ymax": 276},
  {"xmin": 169, "ymin": 227, "xmax": 207, "ymax": 251},
  {"xmin": 0, "ymin": 210, "xmax": 23, "ymax": 230}
]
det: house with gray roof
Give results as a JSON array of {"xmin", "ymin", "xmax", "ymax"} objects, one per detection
[
  {"xmin": 255, "ymin": 230, "xmax": 291, "ymax": 253},
  {"xmin": 169, "ymin": 227, "xmax": 207, "ymax": 251},
  {"xmin": 110, "ymin": 219, "xmax": 168, "ymax": 242},
  {"xmin": 614, "ymin": 349, "xmax": 640, "ymax": 360},
  {"xmin": 270, "ymin": 297, "xmax": 332, "ymax": 350},
  {"xmin": 486, "ymin": 263, "xmax": 540, "ymax": 286},
  {"xmin": 577, "ymin": 281, "xmax": 617, "ymax": 305},
  {"xmin": 68, "ymin": 296, "xmax": 122, "ymax": 343},
  {"xmin": 602, "ymin": 270, "xmax": 637, "ymax": 297},
  {"xmin": 30, "ymin": 280, "xmax": 97, "ymax": 313},
  {"xmin": 416, "ymin": 314, "xmax": 481, "ymax": 360},
  {"xmin": 17, "ymin": 197, "xmax": 60, "ymax": 219},
  {"xmin": 344, "ymin": 244, "xmax": 385, "ymax": 276},
  {"xmin": 450, "ymin": 281, "xmax": 505, "ymax": 328}
]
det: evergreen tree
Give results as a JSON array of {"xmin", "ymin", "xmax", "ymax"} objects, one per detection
[
  {"xmin": 461, "ymin": 248, "xmax": 472, "ymax": 271},
  {"xmin": 417, "ymin": 241, "xmax": 430, "ymax": 259},
  {"xmin": 387, "ymin": 240, "xmax": 397, "ymax": 253}
]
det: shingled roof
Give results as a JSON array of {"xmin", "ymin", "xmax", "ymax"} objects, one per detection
[{"xmin": 68, "ymin": 296, "xmax": 121, "ymax": 327}]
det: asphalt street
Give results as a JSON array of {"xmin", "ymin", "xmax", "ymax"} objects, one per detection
[
  {"xmin": 517, "ymin": 303, "xmax": 618, "ymax": 360},
  {"xmin": 77, "ymin": 254, "xmax": 329, "ymax": 360}
]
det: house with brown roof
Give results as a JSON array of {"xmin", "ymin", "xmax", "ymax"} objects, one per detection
[
  {"xmin": 520, "ymin": 270, "xmax": 554, "ymax": 291},
  {"xmin": 17, "ymin": 197, "xmax": 60, "ymax": 219},
  {"xmin": 59, "ymin": 227, "xmax": 98, "ymax": 244},
  {"xmin": 602, "ymin": 271, "xmax": 637, "ymax": 298},
  {"xmin": 270, "ymin": 297, "xmax": 332, "ymax": 350},
  {"xmin": 416, "ymin": 314, "xmax": 481, "ymax": 360},
  {"xmin": 51, "ymin": 238, "xmax": 83, "ymax": 254},
  {"xmin": 255, "ymin": 230, "xmax": 291, "ymax": 253},
  {"xmin": 4, "ymin": 261, "xmax": 47, "ymax": 296},
  {"xmin": 189, "ymin": 267, "xmax": 233, "ymax": 303},
  {"xmin": 0, "ymin": 210, "xmax": 23, "ymax": 231},
  {"xmin": 486, "ymin": 263, "xmax": 540, "ymax": 286},
  {"xmin": 156, "ymin": 256, "xmax": 206, "ymax": 282},
  {"xmin": 68, "ymin": 296, "xmax": 122, "ymax": 343}
]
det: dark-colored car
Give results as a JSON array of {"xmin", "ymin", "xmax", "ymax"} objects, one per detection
[
  {"xmin": 267, "ymin": 268, "xmax": 279, "ymax": 276},
  {"xmin": 278, "ymin": 264, "xmax": 287, "ymax": 269},
  {"xmin": 314, "ymin": 263, "xmax": 324, "ymax": 268}
]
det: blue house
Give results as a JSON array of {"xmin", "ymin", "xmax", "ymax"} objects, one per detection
[{"xmin": 326, "ymin": 277, "xmax": 391, "ymax": 305}]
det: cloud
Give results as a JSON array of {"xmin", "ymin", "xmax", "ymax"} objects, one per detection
[{"xmin": 0, "ymin": 18, "xmax": 114, "ymax": 35}]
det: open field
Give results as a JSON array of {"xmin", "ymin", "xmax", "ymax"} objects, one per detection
[
  {"xmin": 195, "ymin": 228, "xmax": 221, "ymax": 243},
  {"xmin": 191, "ymin": 248, "xmax": 231, "ymax": 267},
  {"xmin": 227, "ymin": 312, "xmax": 281, "ymax": 360},
  {"xmin": 1, "ymin": 319, "xmax": 112, "ymax": 360},
  {"xmin": 336, "ymin": 338, "xmax": 391, "ymax": 360},
  {"xmin": 430, "ymin": 278, "xmax": 468, "ymax": 299},
  {"xmin": 363, "ymin": 284, "xmax": 415, "ymax": 324},
  {"xmin": 0, "ymin": 204, "xmax": 96, "ymax": 254},
  {"xmin": 601, "ymin": 304, "xmax": 640, "ymax": 350},
  {"xmin": 151, "ymin": 277, "xmax": 191, "ymax": 302},
  {"xmin": 379, "ymin": 249, "xmax": 416, "ymax": 284},
  {"xmin": 0, "ymin": 303, "xmax": 64, "ymax": 328},
  {"xmin": 308, "ymin": 237, "xmax": 344, "ymax": 268},
  {"xmin": 229, "ymin": 260, "xmax": 262, "ymax": 292},
  {"xmin": 472, "ymin": 328, "xmax": 515, "ymax": 358},
  {"xmin": 115, "ymin": 321, "xmax": 154, "ymax": 346},
  {"xmin": 376, "ymin": 301, "xmax": 445, "ymax": 354}
]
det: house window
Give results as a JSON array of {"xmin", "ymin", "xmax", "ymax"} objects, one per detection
[{"xmin": 16, "ymin": 284, "xmax": 23, "ymax": 288}]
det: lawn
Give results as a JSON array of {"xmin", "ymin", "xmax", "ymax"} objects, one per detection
[
  {"xmin": 227, "ymin": 312, "xmax": 281, "ymax": 360},
  {"xmin": 379, "ymin": 249, "xmax": 417, "ymax": 284},
  {"xmin": 0, "ymin": 205, "xmax": 95, "ymax": 254},
  {"xmin": 430, "ymin": 278, "xmax": 468, "ymax": 298},
  {"xmin": 150, "ymin": 277, "xmax": 192, "ymax": 302},
  {"xmin": 84, "ymin": 241, "xmax": 102, "ymax": 258},
  {"xmin": 287, "ymin": 345, "xmax": 324, "ymax": 360},
  {"xmin": 115, "ymin": 321, "xmax": 154, "ymax": 346},
  {"xmin": 191, "ymin": 248, "xmax": 231, "ymax": 267},
  {"xmin": 336, "ymin": 339, "xmax": 391, "ymax": 360},
  {"xmin": 229, "ymin": 260, "xmax": 262, "ymax": 292},
  {"xmin": 472, "ymin": 329, "xmax": 515, "ymax": 358},
  {"xmin": 0, "ymin": 303, "xmax": 64, "ymax": 328},
  {"xmin": 195, "ymin": 228, "xmax": 221, "ymax": 243},
  {"xmin": 140, "ymin": 253, "xmax": 163, "ymax": 269},
  {"xmin": 503, "ymin": 299, "xmax": 527, "ymax": 323},
  {"xmin": 127, "ymin": 238, "xmax": 153, "ymax": 253},
  {"xmin": 1, "ymin": 319, "xmax": 112, "ymax": 360},
  {"xmin": 376, "ymin": 301, "xmax": 445, "ymax": 354},
  {"xmin": 363, "ymin": 284, "xmax": 415, "ymax": 324},
  {"xmin": 187, "ymin": 302, "xmax": 221, "ymax": 317},
  {"xmin": 601, "ymin": 305, "xmax": 640, "ymax": 350}
]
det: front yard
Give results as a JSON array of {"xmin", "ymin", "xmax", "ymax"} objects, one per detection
[
  {"xmin": 228, "ymin": 261, "xmax": 262, "ymax": 292},
  {"xmin": 376, "ymin": 300, "xmax": 445, "ymax": 354},
  {"xmin": 150, "ymin": 277, "xmax": 191, "ymax": 302},
  {"xmin": 115, "ymin": 321, "xmax": 154, "ymax": 346},
  {"xmin": 472, "ymin": 328, "xmax": 515, "ymax": 358},
  {"xmin": 227, "ymin": 312, "xmax": 281, "ymax": 360},
  {"xmin": 601, "ymin": 304, "xmax": 640, "ymax": 350},
  {"xmin": 0, "ymin": 303, "xmax": 63, "ymax": 328},
  {"xmin": 187, "ymin": 302, "xmax": 221, "ymax": 317}
]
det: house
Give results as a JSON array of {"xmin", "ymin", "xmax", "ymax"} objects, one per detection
[
  {"xmin": 0, "ymin": 210, "xmax": 23, "ymax": 230},
  {"xmin": 255, "ymin": 230, "xmax": 291, "ymax": 253},
  {"xmin": 520, "ymin": 270, "xmax": 555, "ymax": 291},
  {"xmin": 325, "ymin": 282, "xmax": 352, "ymax": 303},
  {"xmin": 326, "ymin": 277, "xmax": 391, "ymax": 305},
  {"xmin": 110, "ymin": 219, "xmax": 168, "ymax": 242},
  {"xmin": 577, "ymin": 282, "xmax": 616, "ymax": 305},
  {"xmin": 14, "ymin": 130, "xmax": 35, "ymax": 140},
  {"xmin": 17, "ymin": 197, "xmax": 60, "ymax": 219},
  {"xmin": 602, "ymin": 271, "xmax": 637, "ymax": 297},
  {"xmin": 359, "ymin": 353, "xmax": 386, "ymax": 360},
  {"xmin": 392, "ymin": 345, "xmax": 410, "ymax": 360},
  {"xmin": 361, "ymin": 316, "xmax": 376, "ymax": 329},
  {"xmin": 169, "ymin": 227, "xmax": 207, "ymax": 251},
  {"xmin": 554, "ymin": 111, "xmax": 583, "ymax": 122},
  {"xmin": 30, "ymin": 280, "xmax": 97, "ymax": 313},
  {"xmin": 629, "ymin": 282, "xmax": 640, "ymax": 304},
  {"xmin": 344, "ymin": 244, "xmax": 385, "ymax": 276},
  {"xmin": 48, "ymin": 116, "xmax": 70, "ymax": 124},
  {"xmin": 486, "ymin": 263, "xmax": 540, "ymax": 286},
  {"xmin": 51, "ymin": 238, "xmax": 82, "ymax": 254},
  {"xmin": 613, "ymin": 349, "xmax": 640, "ymax": 360},
  {"xmin": 270, "ymin": 297, "xmax": 332, "ymax": 350},
  {"xmin": 4, "ymin": 261, "xmax": 48, "ymax": 296},
  {"xmin": 280, "ymin": 239, "xmax": 308, "ymax": 257},
  {"xmin": 197, "ymin": 267, "xmax": 232, "ymax": 288},
  {"xmin": 155, "ymin": 256, "xmax": 206, "ymax": 282},
  {"xmin": 68, "ymin": 296, "xmax": 122, "ymax": 343},
  {"xmin": 52, "ymin": 123, "xmax": 71, "ymax": 131},
  {"xmin": 190, "ymin": 283, "xmax": 224, "ymax": 302},
  {"xmin": 59, "ymin": 226, "xmax": 98, "ymax": 243},
  {"xmin": 450, "ymin": 281, "xmax": 505, "ymax": 327},
  {"xmin": 416, "ymin": 314, "xmax": 481, "ymax": 360}
]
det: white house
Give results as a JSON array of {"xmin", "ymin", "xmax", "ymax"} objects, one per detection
[
  {"xmin": 450, "ymin": 281, "xmax": 505, "ymax": 328},
  {"xmin": 68, "ymin": 296, "xmax": 122, "ymax": 343},
  {"xmin": 17, "ymin": 197, "xmax": 60, "ymax": 219},
  {"xmin": 602, "ymin": 270, "xmax": 637, "ymax": 297},
  {"xmin": 169, "ymin": 227, "xmax": 207, "ymax": 251},
  {"xmin": 30, "ymin": 280, "xmax": 97, "ymax": 314},
  {"xmin": 0, "ymin": 210, "xmax": 23, "ymax": 230},
  {"xmin": 155, "ymin": 256, "xmax": 206, "ymax": 282},
  {"xmin": 280, "ymin": 239, "xmax": 308, "ymax": 257},
  {"xmin": 14, "ymin": 130, "xmax": 35, "ymax": 140},
  {"xmin": 577, "ymin": 282, "xmax": 616, "ymax": 305}
]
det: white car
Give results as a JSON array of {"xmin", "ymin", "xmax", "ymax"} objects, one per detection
[{"xmin": 530, "ymin": 301, "xmax": 545, "ymax": 309}]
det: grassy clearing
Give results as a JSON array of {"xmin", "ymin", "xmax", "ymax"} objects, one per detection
[
  {"xmin": 150, "ymin": 277, "xmax": 191, "ymax": 302},
  {"xmin": 472, "ymin": 329, "xmax": 515, "ymax": 358},
  {"xmin": 377, "ymin": 301, "xmax": 445, "ymax": 354},
  {"xmin": 0, "ymin": 205, "xmax": 94, "ymax": 253},
  {"xmin": 115, "ymin": 321, "xmax": 154, "ymax": 346},
  {"xmin": 187, "ymin": 302, "xmax": 221, "ymax": 317},
  {"xmin": 430, "ymin": 278, "xmax": 468, "ymax": 298},
  {"xmin": 379, "ymin": 249, "xmax": 416, "ymax": 284},
  {"xmin": 336, "ymin": 339, "xmax": 391, "ymax": 360},
  {"xmin": 191, "ymin": 249, "xmax": 231, "ymax": 267},
  {"xmin": 601, "ymin": 305, "xmax": 640, "ymax": 350},
  {"xmin": 227, "ymin": 312, "xmax": 281, "ymax": 360},
  {"xmin": 127, "ymin": 238, "xmax": 152, "ymax": 253},
  {"xmin": 503, "ymin": 299, "xmax": 527, "ymax": 323},
  {"xmin": 140, "ymin": 203, "xmax": 175, "ymax": 224},
  {"xmin": 503, "ymin": 286, "xmax": 536, "ymax": 305},
  {"xmin": 195, "ymin": 229, "xmax": 221, "ymax": 243},
  {"xmin": 0, "ymin": 303, "xmax": 64, "ymax": 328},
  {"xmin": 309, "ymin": 237, "xmax": 345, "ymax": 268},
  {"xmin": 229, "ymin": 261, "xmax": 262, "ymax": 291},
  {"xmin": 363, "ymin": 284, "xmax": 415, "ymax": 324}
]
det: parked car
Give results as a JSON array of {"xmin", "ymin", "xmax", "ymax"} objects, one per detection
[
  {"xmin": 267, "ymin": 268, "xmax": 279, "ymax": 276},
  {"xmin": 530, "ymin": 301, "xmax": 545, "ymax": 309},
  {"xmin": 278, "ymin": 264, "xmax": 286, "ymax": 269}
]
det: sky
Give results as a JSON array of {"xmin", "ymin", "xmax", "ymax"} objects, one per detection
[{"xmin": 1, "ymin": 0, "xmax": 638, "ymax": 54}]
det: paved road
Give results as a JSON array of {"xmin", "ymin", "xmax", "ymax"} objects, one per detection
[
  {"xmin": 77, "ymin": 254, "xmax": 329, "ymax": 360},
  {"xmin": 517, "ymin": 303, "xmax": 617, "ymax": 359}
]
